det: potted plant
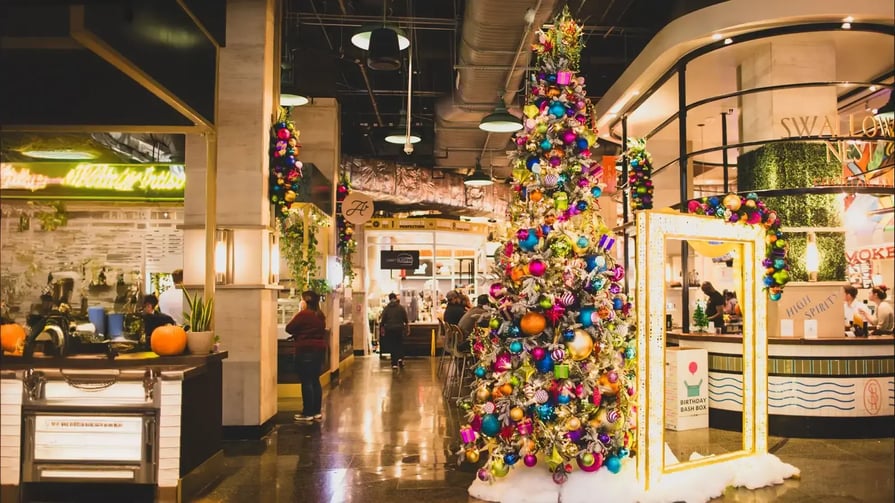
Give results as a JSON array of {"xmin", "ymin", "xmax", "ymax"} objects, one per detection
[{"xmin": 184, "ymin": 289, "xmax": 215, "ymax": 354}]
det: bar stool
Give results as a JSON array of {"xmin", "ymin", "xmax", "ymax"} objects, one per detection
[{"xmin": 442, "ymin": 324, "xmax": 469, "ymax": 401}]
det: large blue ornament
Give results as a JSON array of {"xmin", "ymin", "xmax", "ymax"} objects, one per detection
[
  {"xmin": 549, "ymin": 102, "xmax": 566, "ymax": 117},
  {"xmin": 576, "ymin": 200, "xmax": 588, "ymax": 211},
  {"xmin": 540, "ymin": 138, "xmax": 553, "ymax": 151},
  {"xmin": 535, "ymin": 357, "xmax": 555, "ymax": 373},
  {"xmin": 605, "ymin": 455, "xmax": 622, "ymax": 474},
  {"xmin": 612, "ymin": 297, "xmax": 624, "ymax": 310},
  {"xmin": 578, "ymin": 307, "xmax": 595, "ymax": 327},
  {"xmin": 584, "ymin": 255, "xmax": 599, "ymax": 272},
  {"xmin": 481, "ymin": 414, "xmax": 501, "ymax": 437},
  {"xmin": 557, "ymin": 393, "xmax": 571, "ymax": 404},
  {"xmin": 526, "ymin": 156, "xmax": 540, "ymax": 169},
  {"xmin": 576, "ymin": 138, "xmax": 589, "ymax": 151},
  {"xmin": 504, "ymin": 453, "xmax": 519, "ymax": 466},
  {"xmin": 763, "ymin": 276, "xmax": 775, "ymax": 287},
  {"xmin": 536, "ymin": 404, "xmax": 554, "ymax": 420},
  {"xmin": 592, "ymin": 186, "xmax": 603, "ymax": 198}
]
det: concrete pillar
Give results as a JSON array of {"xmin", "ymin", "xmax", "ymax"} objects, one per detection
[
  {"xmin": 739, "ymin": 40, "xmax": 838, "ymax": 144},
  {"xmin": 213, "ymin": 0, "xmax": 278, "ymax": 429}
]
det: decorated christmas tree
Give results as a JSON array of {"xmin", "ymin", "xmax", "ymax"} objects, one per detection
[{"xmin": 458, "ymin": 7, "xmax": 636, "ymax": 485}]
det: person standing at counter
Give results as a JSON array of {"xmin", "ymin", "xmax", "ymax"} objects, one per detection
[
  {"xmin": 158, "ymin": 269, "xmax": 184, "ymax": 326},
  {"xmin": 142, "ymin": 294, "xmax": 176, "ymax": 344},
  {"xmin": 843, "ymin": 285, "xmax": 873, "ymax": 328},
  {"xmin": 701, "ymin": 282, "xmax": 725, "ymax": 331},
  {"xmin": 870, "ymin": 286, "xmax": 894, "ymax": 335},
  {"xmin": 443, "ymin": 290, "xmax": 467, "ymax": 325},
  {"xmin": 379, "ymin": 293, "xmax": 409, "ymax": 369},
  {"xmin": 286, "ymin": 290, "xmax": 328, "ymax": 423}
]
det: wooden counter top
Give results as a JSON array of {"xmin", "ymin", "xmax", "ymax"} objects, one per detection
[
  {"xmin": 0, "ymin": 351, "xmax": 228, "ymax": 372},
  {"xmin": 667, "ymin": 332, "xmax": 894, "ymax": 345}
]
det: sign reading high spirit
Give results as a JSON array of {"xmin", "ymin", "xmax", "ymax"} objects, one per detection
[{"xmin": 0, "ymin": 162, "xmax": 185, "ymax": 200}]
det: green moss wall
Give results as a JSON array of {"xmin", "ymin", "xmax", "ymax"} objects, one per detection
[{"xmin": 737, "ymin": 142, "xmax": 845, "ymax": 281}]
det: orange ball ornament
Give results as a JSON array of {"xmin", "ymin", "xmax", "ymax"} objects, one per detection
[
  {"xmin": 511, "ymin": 266, "xmax": 526, "ymax": 283},
  {"xmin": 1, "ymin": 323, "xmax": 26, "ymax": 353},
  {"xmin": 520, "ymin": 312, "xmax": 547, "ymax": 336},
  {"xmin": 150, "ymin": 325, "xmax": 187, "ymax": 356},
  {"xmin": 530, "ymin": 190, "xmax": 543, "ymax": 202},
  {"xmin": 499, "ymin": 383, "xmax": 513, "ymax": 396}
]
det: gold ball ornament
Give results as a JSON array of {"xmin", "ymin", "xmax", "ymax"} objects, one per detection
[
  {"xmin": 566, "ymin": 329, "xmax": 594, "ymax": 360},
  {"xmin": 466, "ymin": 449, "xmax": 480, "ymax": 463},
  {"xmin": 510, "ymin": 407, "xmax": 525, "ymax": 422},
  {"xmin": 565, "ymin": 444, "xmax": 579, "ymax": 457},
  {"xmin": 476, "ymin": 387, "xmax": 491, "ymax": 402},
  {"xmin": 567, "ymin": 417, "xmax": 582, "ymax": 431},
  {"xmin": 722, "ymin": 193, "xmax": 741, "ymax": 211},
  {"xmin": 284, "ymin": 190, "xmax": 297, "ymax": 203}
]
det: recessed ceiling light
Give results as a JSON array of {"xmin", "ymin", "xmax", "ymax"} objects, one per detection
[
  {"xmin": 723, "ymin": 38, "xmax": 733, "ymax": 45},
  {"xmin": 841, "ymin": 22, "xmax": 851, "ymax": 30},
  {"xmin": 712, "ymin": 33, "xmax": 723, "ymax": 41},
  {"xmin": 631, "ymin": 90, "xmax": 640, "ymax": 96},
  {"xmin": 22, "ymin": 149, "xmax": 97, "ymax": 160},
  {"xmin": 869, "ymin": 85, "xmax": 878, "ymax": 92}
]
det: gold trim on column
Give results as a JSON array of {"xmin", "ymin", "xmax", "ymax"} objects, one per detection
[
  {"xmin": 69, "ymin": 5, "xmax": 213, "ymax": 130},
  {"xmin": 205, "ymin": 131, "xmax": 218, "ymax": 304},
  {"xmin": 175, "ymin": 0, "xmax": 221, "ymax": 49}
]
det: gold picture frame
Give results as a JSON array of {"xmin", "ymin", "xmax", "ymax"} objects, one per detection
[{"xmin": 634, "ymin": 210, "xmax": 768, "ymax": 490}]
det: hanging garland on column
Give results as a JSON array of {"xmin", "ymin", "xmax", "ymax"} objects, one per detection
[
  {"xmin": 624, "ymin": 138, "xmax": 653, "ymax": 211},
  {"xmin": 335, "ymin": 174, "xmax": 357, "ymax": 284},
  {"xmin": 687, "ymin": 192, "xmax": 790, "ymax": 300},
  {"xmin": 269, "ymin": 108, "xmax": 303, "ymax": 220}
]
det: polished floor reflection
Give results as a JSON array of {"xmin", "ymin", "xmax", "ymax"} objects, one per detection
[{"xmin": 194, "ymin": 356, "xmax": 894, "ymax": 503}]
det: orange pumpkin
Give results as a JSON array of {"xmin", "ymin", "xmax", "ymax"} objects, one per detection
[
  {"xmin": 1, "ymin": 323, "xmax": 26, "ymax": 353},
  {"xmin": 151, "ymin": 325, "xmax": 187, "ymax": 356},
  {"xmin": 520, "ymin": 312, "xmax": 547, "ymax": 336}
]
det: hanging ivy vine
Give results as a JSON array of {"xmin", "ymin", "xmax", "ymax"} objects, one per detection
[{"xmin": 279, "ymin": 206, "xmax": 331, "ymax": 294}]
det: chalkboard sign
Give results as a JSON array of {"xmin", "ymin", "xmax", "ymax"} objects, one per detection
[{"xmin": 380, "ymin": 250, "xmax": 419, "ymax": 270}]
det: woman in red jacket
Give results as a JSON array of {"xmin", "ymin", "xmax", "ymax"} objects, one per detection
[{"xmin": 286, "ymin": 290, "xmax": 328, "ymax": 423}]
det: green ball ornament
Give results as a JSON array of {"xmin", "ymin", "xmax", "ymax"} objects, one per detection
[
  {"xmin": 539, "ymin": 296, "xmax": 554, "ymax": 309},
  {"xmin": 775, "ymin": 239, "xmax": 786, "ymax": 249},
  {"xmin": 491, "ymin": 458, "xmax": 510, "ymax": 478},
  {"xmin": 551, "ymin": 238, "xmax": 572, "ymax": 258},
  {"xmin": 489, "ymin": 318, "xmax": 500, "ymax": 329},
  {"xmin": 773, "ymin": 270, "xmax": 790, "ymax": 284}
]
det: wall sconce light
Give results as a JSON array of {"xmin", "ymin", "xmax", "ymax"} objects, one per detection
[
  {"xmin": 215, "ymin": 229, "xmax": 234, "ymax": 285},
  {"xmin": 269, "ymin": 231, "xmax": 280, "ymax": 285},
  {"xmin": 805, "ymin": 231, "xmax": 820, "ymax": 282}
]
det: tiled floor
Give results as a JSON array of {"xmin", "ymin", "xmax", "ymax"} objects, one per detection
[{"xmin": 194, "ymin": 356, "xmax": 895, "ymax": 503}]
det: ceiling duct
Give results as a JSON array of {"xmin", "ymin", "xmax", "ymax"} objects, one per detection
[{"xmin": 434, "ymin": 0, "xmax": 560, "ymax": 172}]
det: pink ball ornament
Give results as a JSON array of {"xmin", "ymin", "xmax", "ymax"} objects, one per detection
[
  {"xmin": 490, "ymin": 283, "xmax": 506, "ymax": 299},
  {"xmin": 523, "ymin": 454, "xmax": 538, "ymax": 467},
  {"xmin": 528, "ymin": 259, "xmax": 547, "ymax": 277},
  {"xmin": 577, "ymin": 452, "xmax": 602, "ymax": 472},
  {"xmin": 608, "ymin": 370, "xmax": 618, "ymax": 383},
  {"xmin": 277, "ymin": 128, "xmax": 291, "ymax": 140},
  {"xmin": 531, "ymin": 347, "xmax": 547, "ymax": 361},
  {"xmin": 493, "ymin": 352, "xmax": 513, "ymax": 372},
  {"xmin": 562, "ymin": 131, "xmax": 577, "ymax": 144}
]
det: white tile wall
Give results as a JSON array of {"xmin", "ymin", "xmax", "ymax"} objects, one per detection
[
  {"xmin": 0, "ymin": 379, "xmax": 23, "ymax": 485},
  {"xmin": 157, "ymin": 379, "xmax": 183, "ymax": 488}
]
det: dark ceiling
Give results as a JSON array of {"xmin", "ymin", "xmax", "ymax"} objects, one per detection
[{"xmin": 283, "ymin": 0, "xmax": 720, "ymax": 170}]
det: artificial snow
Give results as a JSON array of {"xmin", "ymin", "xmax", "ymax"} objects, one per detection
[{"xmin": 468, "ymin": 449, "xmax": 800, "ymax": 503}]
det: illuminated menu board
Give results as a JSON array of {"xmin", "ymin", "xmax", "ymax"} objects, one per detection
[{"xmin": 0, "ymin": 162, "xmax": 185, "ymax": 201}]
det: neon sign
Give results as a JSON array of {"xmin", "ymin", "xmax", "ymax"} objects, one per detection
[{"xmin": 0, "ymin": 162, "xmax": 185, "ymax": 200}]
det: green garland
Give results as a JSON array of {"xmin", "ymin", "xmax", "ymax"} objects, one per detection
[{"xmin": 336, "ymin": 174, "xmax": 357, "ymax": 285}]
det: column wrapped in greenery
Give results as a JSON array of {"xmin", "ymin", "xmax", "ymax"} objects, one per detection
[{"xmin": 737, "ymin": 142, "xmax": 845, "ymax": 281}]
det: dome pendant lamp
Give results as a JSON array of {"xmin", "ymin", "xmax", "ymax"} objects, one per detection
[
  {"xmin": 479, "ymin": 100, "xmax": 522, "ymax": 132},
  {"xmin": 464, "ymin": 159, "xmax": 493, "ymax": 187},
  {"xmin": 367, "ymin": 27, "xmax": 401, "ymax": 71}
]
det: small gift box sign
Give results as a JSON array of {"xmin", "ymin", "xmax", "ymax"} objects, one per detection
[
  {"xmin": 556, "ymin": 70, "xmax": 573, "ymax": 85},
  {"xmin": 554, "ymin": 363, "xmax": 570, "ymax": 379},
  {"xmin": 460, "ymin": 425, "xmax": 476, "ymax": 444}
]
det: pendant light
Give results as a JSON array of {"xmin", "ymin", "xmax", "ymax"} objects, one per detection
[
  {"xmin": 367, "ymin": 27, "xmax": 401, "ymax": 71},
  {"xmin": 464, "ymin": 159, "xmax": 493, "ymax": 187},
  {"xmin": 479, "ymin": 100, "xmax": 522, "ymax": 132},
  {"xmin": 351, "ymin": 25, "xmax": 410, "ymax": 51}
]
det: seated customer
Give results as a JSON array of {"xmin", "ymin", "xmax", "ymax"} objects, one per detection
[
  {"xmin": 142, "ymin": 294, "xmax": 176, "ymax": 343},
  {"xmin": 870, "ymin": 286, "xmax": 893, "ymax": 335},
  {"xmin": 843, "ymin": 285, "xmax": 873, "ymax": 328},
  {"xmin": 457, "ymin": 294, "xmax": 491, "ymax": 337},
  {"xmin": 442, "ymin": 290, "xmax": 467, "ymax": 326}
]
